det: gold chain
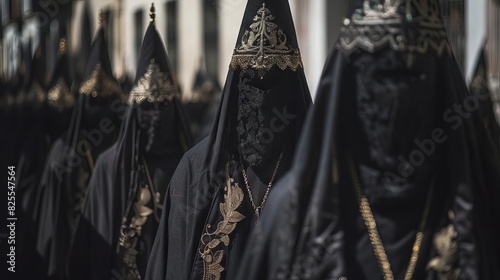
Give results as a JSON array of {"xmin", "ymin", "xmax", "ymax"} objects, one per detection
[
  {"xmin": 241, "ymin": 151, "xmax": 284, "ymax": 217},
  {"xmin": 348, "ymin": 157, "xmax": 433, "ymax": 280}
]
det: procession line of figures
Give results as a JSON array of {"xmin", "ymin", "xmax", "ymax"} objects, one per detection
[{"xmin": 2, "ymin": 0, "xmax": 500, "ymax": 279}]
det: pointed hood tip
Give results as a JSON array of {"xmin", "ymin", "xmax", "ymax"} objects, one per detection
[
  {"xmin": 129, "ymin": 22, "xmax": 180, "ymax": 105},
  {"xmin": 134, "ymin": 23, "xmax": 173, "ymax": 82},
  {"xmin": 79, "ymin": 24, "xmax": 121, "ymax": 98}
]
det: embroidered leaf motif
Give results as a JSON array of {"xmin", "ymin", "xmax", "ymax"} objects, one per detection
[
  {"xmin": 199, "ymin": 170, "xmax": 246, "ymax": 280},
  {"xmin": 228, "ymin": 211, "xmax": 245, "ymax": 223},
  {"xmin": 219, "ymin": 223, "xmax": 237, "ymax": 235},
  {"xmin": 213, "ymin": 250, "xmax": 224, "ymax": 264},
  {"xmin": 221, "ymin": 235, "xmax": 230, "ymax": 246},
  {"xmin": 427, "ymin": 214, "xmax": 461, "ymax": 280},
  {"xmin": 207, "ymin": 239, "xmax": 221, "ymax": 249}
]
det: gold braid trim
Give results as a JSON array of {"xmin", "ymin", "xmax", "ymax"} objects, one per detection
[
  {"xmin": 200, "ymin": 166, "xmax": 246, "ymax": 280},
  {"xmin": 128, "ymin": 60, "xmax": 180, "ymax": 105},
  {"xmin": 339, "ymin": 0, "xmax": 451, "ymax": 57},
  {"xmin": 79, "ymin": 63, "xmax": 121, "ymax": 97},
  {"xmin": 47, "ymin": 77, "xmax": 74, "ymax": 110}
]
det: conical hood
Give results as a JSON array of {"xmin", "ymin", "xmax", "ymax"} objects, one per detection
[
  {"xmin": 129, "ymin": 4, "xmax": 179, "ymax": 105},
  {"xmin": 202, "ymin": 0, "xmax": 311, "ymax": 172},
  {"xmin": 230, "ymin": 1, "xmax": 302, "ymax": 77},
  {"xmin": 74, "ymin": 1, "xmax": 93, "ymax": 82},
  {"xmin": 47, "ymin": 37, "xmax": 75, "ymax": 110},
  {"xmin": 79, "ymin": 15, "xmax": 121, "ymax": 98},
  {"xmin": 191, "ymin": 61, "xmax": 220, "ymax": 102},
  {"xmin": 339, "ymin": 0, "xmax": 449, "ymax": 57},
  {"xmin": 21, "ymin": 46, "xmax": 47, "ymax": 105}
]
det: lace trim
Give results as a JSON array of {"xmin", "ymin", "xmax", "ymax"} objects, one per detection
[
  {"xmin": 338, "ymin": 0, "xmax": 451, "ymax": 56},
  {"xmin": 47, "ymin": 77, "xmax": 75, "ymax": 109},
  {"xmin": 79, "ymin": 63, "xmax": 121, "ymax": 97},
  {"xmin": 128, "ymin": 60, "xmax": 180, "ymax": 105},
  {"xmin": 230, "ymin": 3, "xmax": 303, "ymax": 77},
  {"xmin": 200, "ymin": 166, "xmax": 246, "ymax": 280}
]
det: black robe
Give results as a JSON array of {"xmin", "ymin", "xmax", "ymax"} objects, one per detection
[
  {"xmin": 69, "ymin": 22, "xmax": 193, "ymax": 280},
  {"xmin": 35, "ymin": 28, "xmax": 123, "ymax": 279},
  {"xmin": 15, "ymin": 49, "xmax": 52, "ymax": 280},
  {"xmin": 68, "ymin": 95, "xmax": 192, "ymax": 280},
  {"xmin": 146, "ymin": 1, "xmax": 312, "ymax": 279},
  {"xmin": 235, "ymin": 43, "xmax": 500, "ymax": 280}
]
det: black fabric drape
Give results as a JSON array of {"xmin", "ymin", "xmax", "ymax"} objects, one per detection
[
  {"xmin": 69, "ymin": 21, "xmax": 193, "ymax": 280},
  {"xmin": 146, "ymin": 1, "xmax": 312, "ymax": 279},
  {"xmin": 236, "ymin": 24, "xmax": 500, "ymax": 280},
  {"xmin": 35, "ymin": 27, "xmax": 123, "ymax": 279}
]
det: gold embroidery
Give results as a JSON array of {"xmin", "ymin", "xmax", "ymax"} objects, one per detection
[
  {"xmin": 47, "ymin": 77, "xmax": 74, "ymax": 110},
  {"xmin": 230, "ymin": 3, "xmax": 303, "ymax": 77},
  {"xmin": 200, "ymin": 167, "xmax": 246, "ymax": 280},
  {"xmin": 119, "ymin": 186, "xmax": 157, "ymax": 280},
  {"xmin": 119, "ymin": 159, "xmax": 162, "ymax": 280},
  {"xmin": 427, "ymin": 212, "xmax": 461, "ymax": 280},
  {"xmin": 79, "ymin": 63, "xmax": 121, "ymax": 97},
  {"xmin": 339, "ymin": 0, "xmax": 450, "ymax": 56},
  {"xmin": 128, "ymin": 60, "xmax": 180, "ymax": 105},
  {"xmin": 59, "ymin": 38, "xmax": 67, "ymax": 55}
]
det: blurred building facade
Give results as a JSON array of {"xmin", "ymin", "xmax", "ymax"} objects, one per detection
[{"xmin": 1, "ymin": 0, "xmax": 500, "ymax": 103}]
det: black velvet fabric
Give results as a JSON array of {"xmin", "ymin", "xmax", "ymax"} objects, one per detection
[
  {"xmin": 236, "ymin": 24, "xmax": 500, "ymax": 280},
  {"xmin": 68, "ymin": 22, "xmax": 192, "ymax": 280},
  {"xmin": 35, "ymin": 27, "xmax": 123, "ymax": 279},
  {"xmin": 145, "ymin": 0, "xmax": 312, "ymax": 279}
]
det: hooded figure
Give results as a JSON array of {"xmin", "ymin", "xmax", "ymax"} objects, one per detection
[
  {"xmin": 68, "ymin": 5, "xmax": 192, "ymax": 280},
  {"xmin": 0, "ymin": 43, "xmax": 28, "ymax": 172},
  {"xmin": 145, "ymin": 1, "xmax": 312, "ymax": 279},
  {"xmin": 469, "ymin": 44, "xmax": 500, "ymax": 152},
  {"xmin": 236, "ymin": 1, "xmax": 500, "ymax": 279},
  {"xmin": 46, "ymin": 37, "xmax": 76, "ymax": 140},
  {"xmin": 184, "ymin": 59, "xmax": 222, "ymax": 142},
  {"xmin": 15, "ymin": 45, "xmax": 51, "ymax": 280},
  {"xmin": 35, "ymin": 17, "xmax": 123, "ymax": 279},
  {"xmin": 74, "ymin": 1, "xmax": 93, "ymax": 86}
]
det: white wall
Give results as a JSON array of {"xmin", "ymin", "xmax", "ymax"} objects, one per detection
[
  {"xmin": 466, "ymin": 0, "xmax": 487, "ymax": 82},
  {"xmin": 82, "ymin": 0, "xmax": 351, "ymax": 101}
]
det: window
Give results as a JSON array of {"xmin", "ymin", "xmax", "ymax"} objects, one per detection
[
  {"xmin": 203, "ymin": 0, "xmax": 219, "ymax": 79},
  {"xmin": 134, "ymin": 9, "xmax": 144, "ymax": 63},
  {"xmin": 165, "ymin": 0, "xmax": 178, "ymax": 71}
]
